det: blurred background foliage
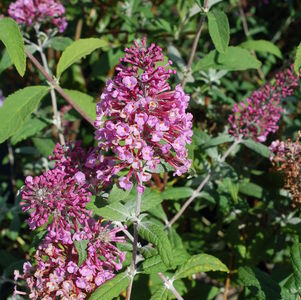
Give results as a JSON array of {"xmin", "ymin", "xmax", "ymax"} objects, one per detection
[{"xmin": 0, "ymin": 0, "xmax": 301, "ymax": 299}]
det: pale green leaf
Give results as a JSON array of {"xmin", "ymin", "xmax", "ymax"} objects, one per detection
[
  {"xmin": 242, "ymin": 139, "xmax": 270, "ymax": 158},
  {"xmin": 97, "ymin": 202, "xmax": 131, "ymax": 222},
  {"xmin": 207, "ymin": 9, "xmax": 230, "ymax": 53},
  {"xmin": 57, "ymin": 38, "xmax": 108, "ymax": 78},
  {"xmin": 294, "ymin": 42, "xmax": 301, "ymax": 75},
  {"xmin": 202, "ymin": 134, "xmax": 234, "ymax": 149},
  {"xmin": 108, "ymin": 184, "xmax": 131, "ymax": 203},
  {"xmin": 125, "ymin": 188, "xmax": 163, "ymax": 213},
  {"xmin": 240, "ymin": 40, "xmax": 282, "ymax": 58},
  {"xmin": 239, "ymin": 181, "xmax": 263, "ymax": 199},
  {"xmin": 45, "ymin": 37, "xmax": 73, "ymax": 51},
  {"xmin": 161, "ymin": 187, "xmax": 193, "ymax": 201},
  {"xmin": 174, "ymin": 254, "xmax": 229, "ymax": 280},
  {"xmin": 0, "ymin": 50, "xmax": 12, "ymax": 75},
  {"xmin": 194, "ymin": 47, "xmax": 261, "ymax": 71},
  {"xmin": 11, "ymin": 118, "xmax": 47, "ymax": 145},
  {"xmin": 74, "ymin": 240, "xmax": 89, "ymax": 267},
  {"xmin": 290, "ymin": 237, "xmax": 301, "ymax": 291},
  {"xmin": 150, "ymin": 286, "xmax": 169, "ymax": 300},
  {"xmin": 63, "ymin": 89, "xmax": 96, "ymax": 122},
  {"xmin": 0, "ymin": 18, "xmax": 26, "ymax": 76},
  {"xmin": 32, "ymin": 138, "xmax": 55, "ymax": 157},
  {"xmin": 89, "ymin": 271, "xmax": 130, "ymax": 300},
  {"xmin": 0, "ymin": 86, "xmax": 49, "ymax": 144},
  {"xmin": 138, "ymin": 221, "xmax": 173, "ymax": 267}
]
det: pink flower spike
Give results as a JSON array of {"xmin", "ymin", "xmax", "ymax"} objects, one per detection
[{"xmin": 95, "ymin": 38, "xmax": 192, "ymax": 193}]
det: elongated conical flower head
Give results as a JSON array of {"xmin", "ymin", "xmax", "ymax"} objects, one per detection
[{"xmin": 95, "ymin": 38, "xmax": 193, "ymax": 193}]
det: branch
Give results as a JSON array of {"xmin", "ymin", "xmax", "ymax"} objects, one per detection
[
  {"xmin": 25, "ymin": 49, "xmax": 95, "ymax": 126},
  {"xmin": 182, "ymin": 0, "xmax": 209, "ymax": 89},
  {"xmin": 167, "ymin": 137, "xmax": 241, "ymax": 227},
  {"xmin": 158, "ymin": 273, "xmax": 184, "ymax": 300}
]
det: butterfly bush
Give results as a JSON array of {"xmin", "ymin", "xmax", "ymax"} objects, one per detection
[
  {"xmin": 95, "ymin": 38, "xmax": 193, "ymax": 193},
  {"xmin": 270, "ymin": 132, "xmax": 301, "ymax": 207},
  {"xmin": 8, "ymin": 0, "xmax": 67, "ymax": 32},
  {"xmin": 14, "ymin": 143, "xmax": 126, "ymax": 298},
  {"xmin": 228, "ymin": 66, "xmax": 299, "ymax": 142}
]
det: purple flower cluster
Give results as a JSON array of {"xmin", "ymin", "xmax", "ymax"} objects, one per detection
[
  {"xmin": 95, "ymin": 38, "xmax": 193, "ymax": 193},
  {"xmin": 228, "ymin": 67, "xmax": 299, "ymax": 142},
  {"xmin": 14, "ymin": 143, "xmax": 126, "ymax": 298},
  {"xmin": 8, "ymin": 0, "xmax": 67, "ymax": 32},
  {"xmin": 14, "ymin": 221, "xmax": 125, "ymax": 299}
]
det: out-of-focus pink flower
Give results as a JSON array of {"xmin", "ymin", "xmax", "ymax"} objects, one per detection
[
  {"xmin": 228, "ymin": 66, "xmax": 299, "ymax": 142},
  {"xmin": 95, "ymin": 38, "xmax": 193, "ymax": 192},
  {"xmin": 8, "ymin": 0, "xmax": 67, "ymax": 32}
]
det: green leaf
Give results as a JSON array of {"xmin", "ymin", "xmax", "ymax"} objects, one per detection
[
  {"xmin": 32, "ymin": 138, "xmax": 55, "ymax": 157},
  {"xmin": 239, "ymin": 40, "xmax": 282, "ymax": 58},
  {"xmin": 0, "ymin": 18, "xmax": 26, "ymax": 76},
  {"xmin": 242, "ymin": 139, "xmax": 270, "ymax": 158},
  {"xmin": 142, "ymin": 255, "xmax": 169, "ymax": 274},
  {"xmin": 45, "ymin": 37, "xmax": 73, "ymax": 51},
  {"xmin": 74, "ymin": 240, "xmax": 89, "ymax": 267},
  {"xmin": 202, "ymin": 134, "xmax": 234, "ymax": 149},
  {"xmin": 11, "ymin": 118, "xmax": 47, "ymax": 145},
  {"xmin": 0, "ymin": 50, "xmax": 13, "ymax": 75},
  {"xmin": 108, "ymin": 184, "xmax": 131, "ymax": 203},
  {"xmin": 238, "ymin": 267, "xmax": 281, "ymax": 300},
  {"xmin": 161, "ymin": 187, "xmax": 193, "ymax": 201},
  {"xmin": 239, "ymin": 181, "xmax": 263, "ymax": 199},
  {"xmin": 138, "ymin": 221, "xmax": 173, "ymax": 267},
  {"xmin": 208, "ymin": 0, "xmax": 224, "ymax": 10},
  {"xmin": 57, "ymin": 38, "xmax": 108, "ymax": 78},
  {"xmin": 294, "ymin": 42, "xmax": 301, "ymax": 75},
  {"xmin": 89, "ymin": 271, "xmax": 130, "ymax": 300},
  {"xmin": 142, "ymin": 249, "xmax": 189, "ymax": 274},
  {"xmin": 290, "ymin": 237, "xmax": 301, "ymax": 292},
  {"xmin": 150, "ymin": 286, "xmax": 169, "ymax": 300},
  {"xmin": 125, "ymin": 188, "xmax": 163, "ymax": 213},
  {"xmin": 207, "ymin": 9, "xmax": 230, "ymax": 53},
  {"xmin": 63, "ymin": 89, "xmax": 96, "ymax": 122},
  {"xmin": 174, "ymin": 254, "xmax": 228, "ymax": 280},
  {"xmin": 96, "ymin": 202, "xmax": 131, "ymax": 222},
  {"xmin": 194, "ymin": 47, "xmax": 261, "ymax": 71},
  {"xmin": 0, "ymin": 86, "xmax": 49, "ymax": 144}
]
